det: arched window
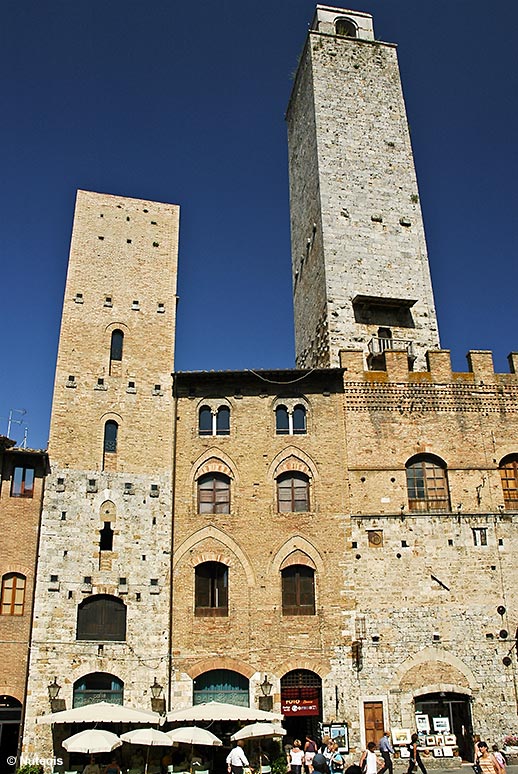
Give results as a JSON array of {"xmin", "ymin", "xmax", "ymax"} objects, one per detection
[
  {"xmin": 76, "ymin": 595, "xmax": 127, "ymax": 641},
  {"xmin": 275, "ymin": 405, "xmax": 290, "ymax": 434},
  {"xmin": 292, "ymin": 405, "xmax": 307, "ymax": 434},
  {"xmin": 277, "ymin": 472, "xmax": 310, "ymax": 512},
  {"xmin": 198, "ymin": 406, "xmax": 231, "ymax": 436},
  {"xmin": 499, "ymin": 455, "xmax": 518, "ymax": 510},
  {"xmin": 198, "ymin": 473, "xmax": 231, "ymax": 514},
  {"xmin": 216, "ymin": 406, "xmax": 230, "ymax": 435},
  {"xmin": 73, "ymin": 672, "xmax": 123, "ymax": 707},
  {"xmin": 406, "ymin": 455, "xmax": 450, "ymax": 512},
  {"xmin": 282, "ymin": 566, "xmax": 315, "ymax": 615},
  {"xmin": 193, "ymin": 669, "xmax": 249, "ymax": 707},
  {"xmin": 1, "ymin": 573, "xmax": 26, "ymax": 616},
  {"xmin": 103, "ymin": 420, "xmax": 118, "ymax": 453},
  {"xmin": 195, "ymin": 562, "xmax": 228, "ymax": 616},
  {"xmin": 199, "ymin": 406, "xmax": 212, "ymax": 435},
  {"xmin": 110, "ymin": 329, "xmax": 124, "ymax": 362},
  {"xmin": 335, "ymin": 17, "xmax": 357, "ymax": 37}
]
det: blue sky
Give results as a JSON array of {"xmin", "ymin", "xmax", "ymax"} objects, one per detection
[{"xmin": 1, "ymin": 0, "xmax": 517, "ymax": 450}]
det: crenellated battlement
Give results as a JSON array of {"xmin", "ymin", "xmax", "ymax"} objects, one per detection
[{"xmin": 340, "ymin": 348, "xmax": 518, "ymax": 385}]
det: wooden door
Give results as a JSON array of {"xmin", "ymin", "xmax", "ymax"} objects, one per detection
[{"xmin": 364, "ymin": 702, "xmax": 384, "ymax": 746}]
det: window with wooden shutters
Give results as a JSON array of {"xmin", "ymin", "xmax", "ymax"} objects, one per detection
[
  {"xmin": 195, "ymin": 562, "xmax": 228, "ymax": 617},
  {"xmin": 282, "ymin": 565, "xmax": 315, "ymax": 616},
  {"xmin": 1, "ymin": 573, "xmax": 26, "ymax": 615},
  {"xmin": 198, "ymin": 473, "xmax": 230, "ymax": 514},
  {"xmin": 499, "ymin": 456, "xmax": 518, "ymax": 510},
  {"xmin": 76, "ymin": 595, "xmax": 127, "ymax": 641},
  {"xmin": 406, "ymin": 456, "xmax": 450, "ymax": 512},
  {"xmin": 277, "ymin": 472, "xmax": 310, "ymax": 512}
]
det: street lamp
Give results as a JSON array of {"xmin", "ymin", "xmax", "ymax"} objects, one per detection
[
  {"xmin": 258, "ymin": 675, "xmax": 273, "ymax": 711},
  {"xmin": 150, "ymin": 678, "xmax": 165, "ymax": 714},
  {"xmin": 47, "ymin": 677, "xmax": 65, "ymax": 712}
]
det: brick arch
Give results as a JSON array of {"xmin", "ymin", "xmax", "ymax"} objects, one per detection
[
  {"xmin": 0, "ymin": 687, "xmax": 22, "ymax": 703},
  {"xmin": 191, "ymin": 449, "xmax": 238, "ymax": 484},
  {"xmin": 276, "ymin": 659, "xmax": 330, "ymax": 680},
  {"xmin": 268, "ymin": 446, "xmax": 318, "ymax": 481},
  {"xmin": 270, "ymin": 535, "xmax": 324, "ymax": 575},
  {"xmin": 280, "ymin": 550, "xmax": 316, "ymax": 571},
  {"xmin": 187, "ymin": 656, "xmax": 255, "ymax": 680},
  {"xmin": 104, "ymin": 321, "xmax": 129, "ymax": 334},
  {"xmin": 1, "ymin": 563, "xmax": 32, "ymax": 578},
  {"xmin": 100, "ymin": 411, "xmax": 123, "ymax": 422},
  {"xmin": 173, "ymin": 526, "xmax": 256, "ymax": 586},
  {"xmin": 393, "ymin": 647, "xmax": 477, "ymax": 692},
  {"xmin": 192, "ymin": 551, "xmax": 233, "ymax": 568},
  {"xmin": 400, "ymin": 661, "xmax": 470, "ymax": 691}
]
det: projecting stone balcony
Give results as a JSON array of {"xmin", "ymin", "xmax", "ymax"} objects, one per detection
[{"xmin": 368, "ymin": 336, "xmax": 416, "ymax": 358}]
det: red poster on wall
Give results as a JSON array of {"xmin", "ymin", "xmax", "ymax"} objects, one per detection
[{"xmin": 281, "ymin": 698, "xmax": 320, "ymax": 716}]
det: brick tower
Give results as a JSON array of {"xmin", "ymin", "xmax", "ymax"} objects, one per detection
[
  {"xmin": 23, "ymin": 190, "xmax": 179, "ymax": 760},
  {"xmin": 286, "ymin": 5, "xmax": 440, "ymax": 370}
]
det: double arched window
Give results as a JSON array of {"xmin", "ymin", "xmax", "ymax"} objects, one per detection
[
  {"xmin": 1, "ymin": 573, "xmax": 26, "ymax": 616},
  {"xmin": 277, "ymin": 472, "xmax": 310, "ymax": 512},
  {"xmin": 76, "ymin": 595, "xmax": 127, "ymax": 641},
  {"xmin": 406, "ymin": 455, "xmax": 450, "ymax": 512},
  {"xmin": 199, "ymin": 405, "xmax": 230, "ymax": 436},
  {"xmin": 275, "ymin": 404, "xmax": 307, "ymax": 435},
  {"xmin": 499, "ymin": 455, "xmax": 518, "ymax": 510},
  {"xmin": 195, "ymin": 562, "xmax": 228, "ymax": 617},
  {"xmin": 198, "ymin": 473, "xmax": 231, "ymax": 514}
]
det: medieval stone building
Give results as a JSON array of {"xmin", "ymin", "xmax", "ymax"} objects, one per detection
[{"xmin": 19, "ymin": 4, "xmax": 518, "ymax": 770}]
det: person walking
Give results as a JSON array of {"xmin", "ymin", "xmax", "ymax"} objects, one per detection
[
  {"xmin": 379, "ymin": 731, "xmax": 394, "ymax": 774},
  {"xmin": 329, "ymin": 742, "xmax": 344, "ymax": 774},
  {"xmin": 491, "ymin": 745, "xmax": 507, "ymax": 772},
  {"xmin": 475, "ymin": 742, "xmax": 505, "ymax": 774},
  {"xmin": 407, "ymin": 733, "xmax": 427, "ymax": 774},
  {"xmin": 360, "ymin": 742, "xmax": 381, "ymax": 774},
  {"xmin": 289, "ymin": 740, "xmax": 305, "ymax": 774},
  {"xmin": 305, "ymin": 736, "xmax": 319, "ymax": 773},
  {"xmin": 227, "ymin": 739, "xmax": 250, "ymax": 774}
]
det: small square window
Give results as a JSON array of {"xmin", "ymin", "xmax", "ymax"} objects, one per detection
[
  {"xmin": 50, "ymin": 575, "xmax": 58, "ymax": 583},
  {"xmin": 98, "ymin": 236, "xmax": 104, "ymax": 240},
  {"xmin": 127, "ymin": 239, "xmax": 132, "ymax": 244},
  {"xmin": 152, "ymin": 241, "xmax": 159, "ymax": 247},
  {"xmin": 119, "ymin": 577, "xmax": 127, "ymax": 585},
  {"xmin": 157, "ymin": 303, "xmax": 165, "ymax": 313},
  {"xmin": 150, "ymin": 578, "xmax": 158, "ymax": 586},
  {"xmin": 97, "ymin": 378, "xmax": 104, "ymax": 385},
  {"xmin": 104, "ymin": 296, "xmax": 112, "ymax": 307},
  {"xmin": 132, "ymin": 300, "xmax": 140, "ymax": 310},
  {"xmin": 74, "ymin": 293, "xmax": 83, "ymax": 304},
  {"xmin": 83, "ymin": 576, "xmax": 92, "ymax": 584}
]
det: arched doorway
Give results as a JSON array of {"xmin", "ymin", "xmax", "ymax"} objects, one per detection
[
  {"xmin": 281, "ymin": 670, "xmax": 322, "ymax": 744},
  {"xmin": 414, "ymin": 692, "xmax": 473, "ymax": 761},
  {"xmin": 193, "ymin": 669, "xmax": 249, "ymax": 707},
  {"xmin": 0, "ymin": 696, "xmax": 22, "ymax": 773}
]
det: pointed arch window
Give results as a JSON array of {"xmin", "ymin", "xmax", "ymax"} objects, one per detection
[
  {"xmin": 282, "ymin": 565, "xmax": 315, "ymax": 616},
  {"xmin": 198, "ymin": 473, "xmax": 231, "ymax": 514},
  {"xmin": 1, "ymin": 573, "xmax": 26, "ymax": 616},
  {"xmin": 195, "ymin": 562, "xmax": 228, "ymax": 617},
  {"xmin": 499, "ymin": 455, "xmax": 518, "ymax": 510},
  {"xmin": 406, "ymin": 455, "xmax": 450, "ymax": 512},
  {"xmin": 277, "ymin": 472, "xmax": 310, "ymax": 512}
]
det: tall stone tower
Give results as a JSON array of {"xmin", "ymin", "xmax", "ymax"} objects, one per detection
[
  {"xmin": 286, "ymin": 5, "xmax": 440, "ymax": 370},
  {"xmin": 23, "ymin": 191, "xmax": 179, "ymax": 759}
]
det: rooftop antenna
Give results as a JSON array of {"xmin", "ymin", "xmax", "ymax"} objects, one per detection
[{"xmin": 6, "ymin": 408, "xmax": 27, "ymax": 443}]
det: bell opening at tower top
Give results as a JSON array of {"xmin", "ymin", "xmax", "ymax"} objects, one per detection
[{"xmin": 311, "ymin": 5, "xmax": 375, "ymax": 41}]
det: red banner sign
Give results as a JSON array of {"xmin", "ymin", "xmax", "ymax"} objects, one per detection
[{"xmin": 281, "ymin": 698, "xmax": 320, "ymax": 716}]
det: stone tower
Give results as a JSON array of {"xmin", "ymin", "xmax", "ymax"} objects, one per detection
[
  {"xmin": 286, "ymin": 5, "xmax": 440, "ymax": 370},
  {"xmin": 23, "ymin": 190, "xmax": 179, "ymax": 758}
]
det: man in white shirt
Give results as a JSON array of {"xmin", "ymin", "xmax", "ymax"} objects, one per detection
[{"xmin": 227, "ymin": 740, "xmax": 249, "ymax": 774}]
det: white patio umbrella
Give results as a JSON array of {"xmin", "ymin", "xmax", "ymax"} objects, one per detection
[
  {"xmin": 62, "ymin": 728, "xmax": 122, "ymax": 754},
  {"xmin": 167, "ymin": 727, "xmax": 222, "ymax": 746},
  {"xmin": 36, "ymin": 700, "xmax": 162, "ymax": 725},
  {"xmin": 121, "ymin": 727, "xmax": 172, "ymax": 774},
  {"xmin": 167, "ymin": 701, "xmax": 283, "ymax": 724},
  {"xmin": 231, "ymin": 722, "xmax": 286, "ymax": 741},
  {"xmin": 231, "ymin": 722, "xmax": 286, "ymax": 770}
]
